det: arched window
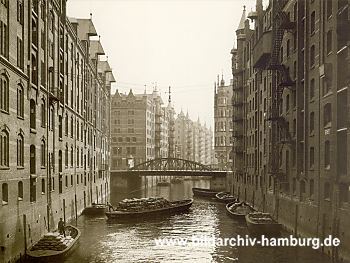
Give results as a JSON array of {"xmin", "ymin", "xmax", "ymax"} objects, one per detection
[
  {"xmin": 0, "ymin": 129, "xmax": 9, "ymax": 167},
  {"xmin": 17, "ymin": 85, "xmax": 24, "ymax": 117},
  {"xmin": 18, "ymin": 181, "xmax": 23, "ymax": 200},
  {"xmin": 0, "ymin": 73, "xmax": 9, "ymax": 112},
  {"xmin": 17, "ymin": 134, "xmax": 24, "ymax": 167},
  {"xmin": 41, "ymin": 139, "xmax": 46, "ymax": 167},
  {"xmin": 30, "ymin": 145, "xmax": 36, "ymax": 174},
  {"xmin": 2, "ymin": 183, "xmax": 8, "ymax": 204},
  {"xmin": 30, "ymin": 99, "xmax": 36, "ymax": 129},
  {"xmin": 41, "ymin": 98, "xmax": 46, "ymax": 127}
]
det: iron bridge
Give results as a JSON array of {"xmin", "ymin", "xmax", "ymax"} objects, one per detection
[{"xmin": 110, "ymin": 158, "xmax": 227, "ymax": 177}]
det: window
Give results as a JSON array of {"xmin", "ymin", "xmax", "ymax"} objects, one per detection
[
  {"xmin": 2, "ymin": 183, "xmax": 8, "ymax": 204},
  {"xmin": 18, "ymin": 181, "xmax": 23, "ymax": 200},
  {"xmin": 58, "ymin": 116, "xmax": 62, "ymax": 138},
  {"xmin": 310, "ymin": 112, "xmax": 315, "ymax": 134},
  {"xmin": 58, "ymin": 150, "xmax": 62, "ymax": 172},
  {"xmin": 70, "ymin": 146, "xmax": 73, "ymax": 167},
  {"xmin": 17, "ymin": 1, "xmax": 24, "ymax": 24},
  {"xmin": 41, "ymin": 99, "xmax": 46, "ymax": 127},
  {"xmin": 326, "ymin": 30, "xmax": 332, "ymax": 54},
  {"xmin": 0, "ymin": 129, "xmax": 9, "ymax": 167},
  {"xmin": 41, "ymin": 178, "xmax": 45, "ymax": 194},
  {"xmin": 30, "ymin": 99, "xmax": 36, "ymax": 130},
  {"xmin": 324, "ymin": 182, "xmax": 331, "ymax": 200},
  {"xmin": 17, "ymin": 85, "xmax": 24, "ymax": 118},
  {"xmin": 0, "ymin": 73, "xmax": 9, "ymax": 112},
  {"xmin": 286, "ymin": 39, "xmax": 290, "ymax": 57},
  {"xmin": 41, "ymin": 140, "xmax": 46, "ymax": 167},
  {"xmin": 65, "ymin": 114, "xmax": 68, "ymax": 136},
  {"xmin": 71, "ymin": 116, "xmax": 74, "ymax": 138},
  {"xmin": 0, "ymin": 18, "xmax": 9, "ymax": 58},
  {"xmin": 30, "ymin": 145, "xmax": 36, "ymax": 174},
  {"xmin": 17, "ymin": 37, "xmax": 24, "ymax": 69},
  {"xmin": 309, "ymin": 179, "xmax": 314, "ymax": 199},
  {"xmin": 17, "ymin": 134, "xmax": 24, "ymax": 167},
  {"xmin": 310, "ymin": 79, "xmax": 315, "ymax": 99},
  {"xmin": 324, "ymin": 103, "xmax": 332, "ymax": 127},
  {"xmin": 310, "ymin": 11, "xmax": 315, "ymax": 34},
  {"xmin": 325, "ymin": 140, "xmax": 330, "ymax": 168},
  {"xmin": 326, "ymin": 0, "xmax": 332, "ymax": 18},
  {"xmin": 286, "ymin": 94, "xmax": 290, "ymax": 112},
  {"xmin": 309, "ymin": 147, "xmax": 314, "ymax": 168},
  {"xmin": 65, "ymin": 145, "xmax": 68, "ymax": 167},
  {"xmin": 310, "ymin": 45, "xmax": 315, "ymax": 67},
  {"xmin": 49, "ymin": 106, "xmax": 54, "ymax": 131}
]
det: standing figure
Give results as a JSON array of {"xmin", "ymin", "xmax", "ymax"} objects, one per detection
[{"xmin": 58, "ymin": 218, "xmax": 66, "ymax": 237}]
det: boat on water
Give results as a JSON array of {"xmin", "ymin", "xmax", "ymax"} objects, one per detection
[
  {"xmin": 192, "ymin": 187, "xmax": 219, "ymax": 198},
  {"xmin": 226, "ymin": 202, "xmax": 255, "ymax": 221},
  {"xmin": 215, "ymin": 192, "xmax": 238, "ymax": 203},
  {"xmin": 170, "ymin": 177, "xmax": 183, "ymax": 184},
  {"xmin": 105, "ymin": 197, "xmax": 193, "ymax": 220},
  {"xmin": 245, "ymin": 212, "xmax": 282, "ymax": 237},
  {"xmin": 157, "ymin": 180, "xmax": 170, "ymax": 186},
  {"xmin": 82, "ymin": 203, "xmax": 107, "ymax": 215},
  {"xmin": 26, "ymin": 225, "xmax": 80, "ymax": 262}
]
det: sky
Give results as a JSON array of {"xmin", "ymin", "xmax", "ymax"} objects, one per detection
[{"xmin": 67, "ymin": 0, "xmax": 257, "ymax": 128}]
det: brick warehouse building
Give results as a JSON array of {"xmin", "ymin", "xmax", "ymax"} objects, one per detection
[
  {"xmin": 231, "ymin": 0, "xmax": 350, "ymax": 261},
  {"xmin": 110, "ymin": 89, "xmax": 175, "ymax": 170},
  {"xmin": 0, "ymin": 0, "xmax": 115, "ymax": 262}
]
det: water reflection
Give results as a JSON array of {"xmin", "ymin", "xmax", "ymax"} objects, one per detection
[{"xmin": 65, "ymin": 178, "xmax": 332, "ymax": 263}]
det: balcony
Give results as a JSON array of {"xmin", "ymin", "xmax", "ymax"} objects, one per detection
[{"xmin": 252, "ymin": 30, "xmax": 272, "ymax": 69}]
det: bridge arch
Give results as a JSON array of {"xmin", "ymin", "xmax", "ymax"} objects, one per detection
[{"xmin": 129, "ymin": 158, "xmax": 213, "ymax": 171}]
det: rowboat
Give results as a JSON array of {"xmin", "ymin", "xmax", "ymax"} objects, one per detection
[
  {"xmin": 192, "ymin": 187, "xmax": 219, "ymax": 198},
  {"xmin": 215, "ymin": 192, "xmax": 238, "ymax": 203},
  {"xmin": 26, "ymin": 225, "xmax": 80, "ymax": 262},
  {"xmin": 82, "ymin": 203, "xmax": 107, "ymax": 215},
  {"xmin": 157, "ymin": 180, "xmax": 170, "ymax": 186},
  {"xmin": 170, "ymin": 177, "xmax": 183, "ymax": 184},
  {"xmin": 226, "ymin": 202, "xmax": 255, "ymax": 221},
  {"xmin": 245, "ymin": 212, "xmax": 282, "ymax": 237},
  {"xmin": 105, "ymin": 198, "xmax": 193, "ymax": 220}
]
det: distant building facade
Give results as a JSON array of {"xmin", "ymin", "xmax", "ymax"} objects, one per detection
[
  {"xmin": 0, "ymin": 1, "xmax": 114, "ymax": 262},
  {"xmin": 214, "ymin": 77, "xmax": 233, "ymax": 170},
  {"xmin": 174, "ymin": 111, "xmax": 214, "ymax": 165},
  {"xmin": 110, "ymin": 89, "xmax": 175, "ymax": 170}
]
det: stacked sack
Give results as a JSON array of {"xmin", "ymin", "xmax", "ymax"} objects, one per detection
[{"xmin": 31, "ymin": 232, "xmax": 74, "ymax": 251}]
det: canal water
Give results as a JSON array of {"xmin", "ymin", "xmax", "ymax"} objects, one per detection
[{"xmin": 65, "ymin": 179, "xmax": 332, "ymax": 263}]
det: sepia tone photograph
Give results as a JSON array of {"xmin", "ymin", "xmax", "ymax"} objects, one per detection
[{"xmin": 0, "ymin": 0, "xmax": 349, "ymax": 262}]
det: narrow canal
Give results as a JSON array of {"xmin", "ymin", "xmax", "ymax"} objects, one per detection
[{"xmin": 65, "ymin": 179, "xmax": 332, "ymax": 263}]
